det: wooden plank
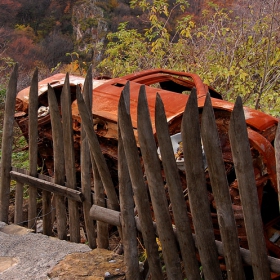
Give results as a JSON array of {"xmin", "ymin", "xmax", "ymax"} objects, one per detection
[
  {"xmin": 137, "ymin": 85, "xmax": 183, "ymax": 279},
  {"xmin": 92, "ymin": 159, "xmax": 108, "ymax": 248},
  {"xmin": 228, "ymin": 96, "xmax": 271, "ymax": 279},
  {"xmin": 61, "ymin": 73, "xmax": 80, "ymax": 243},
  {"xmin": 0, "ymin": 64, "xmax": 18, "ymax": 223},
  {"xmin": 14, "ymin": 168, "xmax": 28, "ymax": 225},
  {"xmin": 118, "ymin": 86, "xmax": 163, "ymax": 280},
  {"xmin": 201, "ymin": 94, "xmax": 245, "ymax": 280},
  {"xmin": 118, "ymin": 82, "xmax": 140, "ymax": 279},
  {"xmin": 155, "ymin": 93, "xmax": 200, "ymax": 280},
  {"xmin": 81, "ymin": 66, "xmax": 97, "ymax": 249},
  {"xmin": 10, "ymin": 171, "xmax": 83, "ymax": 202},
  {"xmin": 14, "ymin": 181, "xmax": 24, "ymax": 225},
  {"xmin": 38, "ymin": 173, "xmax": 54, "ymax": 182},
  {"xmin": 275, "ymin": 118, "xmax": 280, "ymax": 211},
  {"xmin": 76, "ymin": 85, "xmax": 119, "ymax": 211},
  {"xmin": 89, "ymin": 204, "xmax": 280, "ymax": 274},
  {"xmin": 48, "ymin": 84, "xmax": 67, "ymax": 240},
  {"xmin": 42, "ymin": 190, "xmax": 53, "ymax": 236},
  {"xmin": 181, "ymin": 89, "xmax": 223, "ymax": 280},
  {"xmin": 90, "ymin": 205, "xmax": 121, "ymax": 226},
  {"xmin": 28, "ymin": 68, "xmax": 38, "ymax": 230}
]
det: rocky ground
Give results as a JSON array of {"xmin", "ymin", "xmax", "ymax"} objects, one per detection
[{"xmin": 0, "ymin": 222, "xmax": 127, "ymax": 280}]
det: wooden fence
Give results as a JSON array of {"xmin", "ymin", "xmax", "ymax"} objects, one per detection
[{"xmin": 1, "ymin": 64, "xmax": 280, "ymax": 279}]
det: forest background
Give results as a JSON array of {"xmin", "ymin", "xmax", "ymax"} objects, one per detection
[{"xmin": 0, "ymin": 0, "xmax": 279, "ymax": 116}]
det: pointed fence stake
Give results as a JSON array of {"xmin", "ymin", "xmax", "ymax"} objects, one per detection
[
  {"xmin": 229, "ymin": 96, "xmax": 271, "ymax": 279},
  {"xmin": 137, "ymin": 86, "xmax": 183, "ymax": 279},
  {"xmin": 118, "ymin": 85, "xmax": 163, "ymax": 280},
  {"xmin": 155, "ymin": 93, "xmax": 200, "ymax": 280},
  {"xmin": 181, "ymin": 89, "xmax": 223, "ymax": 280},
  {"xmin": 118, "ymin": 82, "xmax": 140, "ymax": 279},
  {"xmin": 80, "ymin": 66, "xmax": 98, "ymax": 248},
  {"xmin": 48, "ymin": 84, "xmax": 67, "ymax": 240},
  {"xmin": 61, "ymin": 73, "xmax": 80, "ymax": 243},
  {"xmin": 28, "ymin": 68, "xmax": 38, "ymax": 230},
  {"xmin": 0, "ymin": 63, "xmax": 18, "ymax": 223},
  {"xmin": 201, "ymin": 93, "xmax": 245, "ymax": 280}
]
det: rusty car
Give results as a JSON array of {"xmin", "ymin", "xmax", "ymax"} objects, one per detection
[{"xmin": 15, "ymin": 69, "xmax": 280, "ymax": 262}]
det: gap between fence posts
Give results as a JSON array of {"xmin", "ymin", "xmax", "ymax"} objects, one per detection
[
  {"xmin": 201, "ymin": 93, "xmax": 245, "ymax": 280},
  {"xmin": 0, "ymin": 63, "xmax": 18, "ymax": 223},
  {"xmin": 28, "ymin": 68, "xmax": 38, "ymax": 230},
  {"xmin": 76, "ymin": 85, "xmax": 119, "ymax": 212},
  {"xmin": 61, "ymin": 73, "xmax": 80, "ymax": 243},
  {"xmin": 137, "ymin": 85, "xmax": 183, "ymax": 279},
  {"xmin": 229, "ymin": 96, "xmax": 271, "ymax": 280},
  {"xmin": 48, "ymin": 84, "xmax": 67, "ymax": 240},
  {"xmin": 118, "ymin": 89, "xmax": 164, "ymax": 280},
  {"xmin": 14, "ymin": 181, "xmax": 24, "ymax": 224},
  {"xmin": 181, "ymin": 89, "xmax": 223, "ymax": 280},
  {"xmin": 155, "ymin": 93, "xmax": 201, "ymax": 280}
]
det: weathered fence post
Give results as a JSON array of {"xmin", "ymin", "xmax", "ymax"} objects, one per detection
[
  {"xmin": 48, "ymin": 84, "xmax": 67, "ymax": 240},
  {"xmin": 155, "ymin": 93, "xmax": 201, "ymax": 280},
  {"xmin": 118, "ymin": 87, "xmax": 163, "ymax": 280},
  {"xmin": 92, "ymin": 159, "xmax": 108, "ymax": 248},
  {"xmin": 28, "ymin": 68, "xmax": 38, "ymax": 230},
  {"xmin": 118, "ymin": 82, "xmax": 140, "ymax": 279},
  {"xmin": 201, "ymin": 94, "xmax": 245, "ymax": 280},
  {"xmin": 14, "ymin": 181, "xmax": 23, "ymax": 224},
  {"xmin": 181, "ymin": 89, "xmax": 223, "ymax": 280},
  {"xmin": 229, "ymin": 96, "xmax": 271, "ymax": 279},
  {"xmin": 137, "ymin": 85, "xmax": 183, "ymax": 279},
  {"xmin": 0, "ymin": 63, "xmax": 18, "ymax": 223},
  {"xmin": 61, "ymin": 73, "xmax": 80, "ymax": 243},
  {"xmin": 80, "ymin": 67, "xmax": 97, "ymax": 248}
]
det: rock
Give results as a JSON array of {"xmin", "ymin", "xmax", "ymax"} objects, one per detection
[
  {"xmin": 48, "ymin": 248, "xmax": 126, "ymax": 279},
  {"xmin": 72, "ymin": 0, "xmax": 108, "ymax": 52}
]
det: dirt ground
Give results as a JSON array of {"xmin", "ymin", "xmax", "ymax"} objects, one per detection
[{"xmin": 0, "ymin": 222, "xmax": 127, "ymax": 280}]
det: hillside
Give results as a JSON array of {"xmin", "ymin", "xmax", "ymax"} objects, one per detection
[
  {"xmin": 0, "ymin": 0, "xmax": 279, "ymax": 116},
  {"xmin": 0, "ymin": 0, "xmax": 242, "ymax": 88}
]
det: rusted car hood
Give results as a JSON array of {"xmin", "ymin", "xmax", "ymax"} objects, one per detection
[{"xmin": 16, "ymin": 70, "xmax": 277, "ymax": 135}]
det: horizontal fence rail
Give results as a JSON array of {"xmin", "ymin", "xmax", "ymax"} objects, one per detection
[
  {"xmin": 10, "ymin": 169, "xmax": 84, "ymax": 202},
  {"xmin": 90, "ymin": 204, "xmax": 280, "ymax": 275}
]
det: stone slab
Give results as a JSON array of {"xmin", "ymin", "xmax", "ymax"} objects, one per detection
[
  {"xmin": 0, "ymin": 224, "xmax": 34, "ymax": 235},
  {"xmin": 0, "ymin": 257, "xmax": 18, "ymax": 273}
]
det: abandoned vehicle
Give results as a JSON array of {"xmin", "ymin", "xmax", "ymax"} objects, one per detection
[{"xmin": 15, "ymin": 69, "xmax": 280, "ymax": 260}]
